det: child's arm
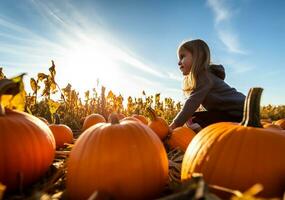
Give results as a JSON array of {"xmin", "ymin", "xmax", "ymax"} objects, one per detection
[{"xmin": 171, "ymin": 79, "xmax": 212, "ymax": 128}]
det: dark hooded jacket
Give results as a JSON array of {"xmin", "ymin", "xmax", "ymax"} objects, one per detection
[{"xmin": 173, "ymin": 64, "xmax": 245, "ymax": 127}]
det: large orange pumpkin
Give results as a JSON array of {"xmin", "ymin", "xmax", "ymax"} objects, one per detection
[
  {"xmin": 49, "ymin": 124, "xmax": 73, "ymax": 149},
  {"xmin": 67, "ymin": 116, "xmax": 168, "ymax": 200},
  {"xmin": 166, "ymin": 126, "xmax": 196, "ymax": 152},
  {"xmin": 181, "ymin": 88, "xmax": 285, "ymax": 198},
  {"xmin": 147, "ymin": 107, "xmax": 169, "ymax": 140},
  {"xmin": 82, "ymin": 113, "xmax": 106, "ymax": 131},
  {"xmin": 0, "ymin": 107, "xmax": 55, "ymax": 191}
]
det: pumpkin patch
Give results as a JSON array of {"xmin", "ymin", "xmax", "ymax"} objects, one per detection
[{"xmin": 1, "ymin": 66, "xmax": 285, "ymax": 199}]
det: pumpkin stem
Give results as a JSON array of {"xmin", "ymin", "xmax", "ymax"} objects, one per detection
[
  {"xmin": 240, "ymin": 87, "xmax": 263, "ymax": 127},
  {"xmin": 147, "ymin": 106, "xmax": 157, "ymax": 121},
  {"xmin": 109, "ymin": 113, "xmax": 120, "ymax": 125}
]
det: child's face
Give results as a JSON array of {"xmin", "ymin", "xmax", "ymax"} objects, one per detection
[{"xmin": 178, "ymin": 48, "xmax": 193, "ymax": 76}]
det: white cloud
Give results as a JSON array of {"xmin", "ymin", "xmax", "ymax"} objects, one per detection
[
  {"xmin": 206, "ymin": 0, "xmax": 231, "ymax": 24},
  {"xmin": 222, "ymin": 58, "xmax": 254, "ymax": 73},
  {"xmin": 206, "ymin": 0, "xmax": 247, "ymax": 55},
  {"xmin": 217, "ymin": 30, "xmax": 247, "ymax": 55}
]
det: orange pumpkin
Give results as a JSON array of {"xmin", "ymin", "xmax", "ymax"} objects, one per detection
[
  {"xmin": 49, "ymin": 124, "xmax": 73, "ymax": 148},
  {"xmin": 82, "ymin": 113, "xmax": 106, "ymax": 131},
  {"xmin": 181, "ymin": 88, "xmax": 285, "ymax": 198},
  {"xmin": 147, "ymin": 107, "xmax": 169, "ymax": 140},
  {"xmin": 274, "ymin": 118, "xmax": 285, "ymax": 129},
  {"xmin": 166, "ymin": 127, "xmax": 196, "ymax": 152},
  {"xmin": 67, "ymin": 116, "xmax": 168, "ymax": 200},
  {"xmin": 132, "ymin": 114, "xmax": 148, "ymax": 125},
  {"xmin": 0, "ymin": 107, "xmax": 55, "ymax": 191}
]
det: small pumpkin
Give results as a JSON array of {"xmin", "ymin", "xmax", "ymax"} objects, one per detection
[
  {"xmin": 49, "ymin": 114, "xmax": 73, "ymax": 149},
  {"xmin": 0, "ymin": 107, "xmax": 55, "ymax": 191},
  {"xmin": 181, "ymin": 88, "xmax": 285, "ymax": 198},
  {"xmin": 67, "ymin": 115, "xmax": 168, "ymax": 200},
  {"xmin": 132, "ymin": 114, "xmax": 148, "ymax": 125},
  {"xmin": 49, "ymin": 124, "xmax": 73, "ymax": 149},
  {"xmin": 147, "ymin": 107, "xmax": 169, "ymax": 140},
  {"xmin": 166, "ymin": 127, "xmax": 196, "ymax": 152},
  {"xmin": 82, "ymin": 113, "xmax": 106, "ymax": 131}
]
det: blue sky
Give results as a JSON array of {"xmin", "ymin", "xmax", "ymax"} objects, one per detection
[{"xmin": 0, "ymin": 0, "xmax": 284, "ymax": 105}]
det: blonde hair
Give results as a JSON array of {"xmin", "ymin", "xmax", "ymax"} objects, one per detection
[{"xmin": 178, "ymin": 39, "xmax": 211, "ymax": 96}]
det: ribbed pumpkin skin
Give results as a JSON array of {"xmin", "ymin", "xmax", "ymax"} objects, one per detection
[
  {"xmin": 82, "ymin": 113, "xmax": 106, "ymax": 131},
  {"xmin": 167, "ymin": 127, "xmax": 196, "ymax": 152},
  {"xmin": 49, "ymin": 124, "xmax": 73, "ymax": 148},
  {"xmin": 67, "ymin": 121, "xmax": 168, "ymax": 200},
  {"xmin": 0, "ymin": 109, "xmax": 55, "ymax": 191},
  {"xmin": 181, "ymin": 122, "xmax": 285, "ymax": 198}
]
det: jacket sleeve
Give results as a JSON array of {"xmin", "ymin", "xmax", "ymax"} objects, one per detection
[{"xmin": 173, "ymin": 76, "xmax": 212, "ymax": 127}]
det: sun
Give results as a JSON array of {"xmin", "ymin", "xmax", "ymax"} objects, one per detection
[{"xmin": 57, "ymin": 38, "xmax": 122, "ymax": 93}]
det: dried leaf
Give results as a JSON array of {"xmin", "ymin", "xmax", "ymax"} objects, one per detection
[
  {"xmin": 30, "ymin": 78, "xmax": 38, "ymax": 93},
  {"xmin": 49, "ymin": 60, "xmax": 56, "ymax": 79},
  {"xmin": 229, "ymin": 184, "xmax": 273, "ymax": 200},
  {"xmin": 50, "ymin": 81, "xmax": 56, "ymax": 92},
  {"xmin": 242, "ymin": 184, "xmax": 263, "ymax": 197},
  {"xmin": 38, "ymin": 73, "xmax": 48, "ymax": 81},
  {"xmin": 48, "ymin": 99, "xmax": 60, "ymax": 115},
  {"xmin": 0, "ymin": 68, "xmax": 5, "ymax": 80},
  {"xmin": 0, "ymin": 73, "xmax": 26, "ymax": 111},
  {"xmin": 107, "ymin": 90, "xmax": 114, "ymax": 99}
]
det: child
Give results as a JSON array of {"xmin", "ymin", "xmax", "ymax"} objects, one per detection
[{"xmin": 169, "ymin": 39, "xmax": 245, "ymax": 130}]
